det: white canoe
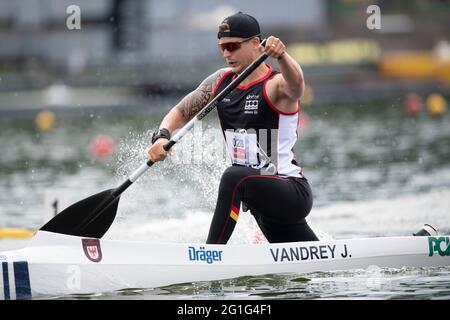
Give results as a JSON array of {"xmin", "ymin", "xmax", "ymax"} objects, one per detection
[{"xmin": 1, "ymin": 230, "xmax": 449, "ymax": 299}]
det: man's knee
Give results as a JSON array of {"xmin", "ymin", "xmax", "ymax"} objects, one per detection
[{"xmin": 220, "ymin": 166, "xmax": 255, "ymax": 186}]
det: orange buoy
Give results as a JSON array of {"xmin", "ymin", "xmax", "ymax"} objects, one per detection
[
  {"xmin": 0, "ymin": 227, "xmax": 35, "ymax": 239},
  {"xmin": 90, "ymin": 135, "xmax": 115, "ymax": 159},
  {"xmin": 404, "ymin": 93, "xmax": 423, "ymax": 117},
  {"xmin": 426, "ymin": 93, "xmax": 447, "ymax": 116},
  {"xmin": 35, "ymin": 109, "xmax": 56, "ymax": 131}
]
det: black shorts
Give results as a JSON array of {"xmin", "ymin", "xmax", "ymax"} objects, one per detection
[{"xmin": 206, "ymin": 166, "xmax": 318, "ymax": 244}]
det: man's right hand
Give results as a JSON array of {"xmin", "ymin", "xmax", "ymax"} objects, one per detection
[{"xmin": 148, "ymin": 138, "xmax": 171, "ymax": 162}]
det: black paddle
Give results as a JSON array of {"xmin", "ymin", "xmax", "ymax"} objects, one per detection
[{"xmin": 40, "ymin": 46, "xmax": 269, "ymax": 238}]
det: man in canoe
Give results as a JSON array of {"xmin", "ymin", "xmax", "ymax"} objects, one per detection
[{"xmin": 148, "ymin": 12, "xmax": 318, "ymax": 244}]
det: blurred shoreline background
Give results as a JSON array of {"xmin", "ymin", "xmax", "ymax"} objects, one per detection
[{"xmin": 0, "ymin": 0, "xmax": 449, "ymax": 119}]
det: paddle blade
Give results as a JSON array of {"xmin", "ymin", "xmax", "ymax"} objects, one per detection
[{"xmin": 40, "ymin": 189, "xmax": 120, "ymax": 238}]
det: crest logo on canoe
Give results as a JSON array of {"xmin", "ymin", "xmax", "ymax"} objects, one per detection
[{"xmin": 82, "ymin": 238, "xmax": 102, "ymax": 263}]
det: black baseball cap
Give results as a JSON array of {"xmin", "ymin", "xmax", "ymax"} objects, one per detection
[{"xmin": 217, "ymin": 12, "xmax": 261, "ymax": 39}]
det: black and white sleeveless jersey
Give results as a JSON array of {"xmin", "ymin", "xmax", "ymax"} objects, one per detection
[{"xmin": 213, "ymin": 64, "xmax": 303, "ymax": 178}]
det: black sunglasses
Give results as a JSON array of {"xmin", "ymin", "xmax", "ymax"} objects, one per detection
[{"xmin": 218, "ymin": 35, "xmax": 260, "ymax": 53}]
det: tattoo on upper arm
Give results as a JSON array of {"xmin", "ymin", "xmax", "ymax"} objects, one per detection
[{"xmin": 177, "ymin": 69, "xmax": 228, "ymax": 120}]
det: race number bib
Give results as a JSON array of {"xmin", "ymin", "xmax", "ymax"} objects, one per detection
[{"xmin": 225, "ymin": 130, "xmax": 259, "ymax": 166}]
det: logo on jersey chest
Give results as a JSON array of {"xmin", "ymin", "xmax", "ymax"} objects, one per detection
[{"xmin": 244, "ymin": 94, "xmax": 259, "ymax": 115}]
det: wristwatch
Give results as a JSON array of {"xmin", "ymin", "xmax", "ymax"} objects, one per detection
[
  {"xmin": 151, "ymin": 128, "xmax": 171, "ymax": 144},
  {"xmin": 277, "ymin": 51, "xmax": 286, "ymax": 60}
]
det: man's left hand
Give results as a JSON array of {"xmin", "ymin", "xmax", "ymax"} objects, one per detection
[{"xmin": 260, "ymin": 36, "xmax": 285, "ymax": 60}]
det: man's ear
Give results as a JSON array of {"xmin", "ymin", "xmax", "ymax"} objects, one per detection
[{"xmin": 251, "ymin": 37, "xmax": 261, "ymax": 49}]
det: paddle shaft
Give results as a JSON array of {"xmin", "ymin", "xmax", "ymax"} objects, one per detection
[{"xmin": 114, "ymin": 51, "xmax": 269, "ymax": 197}]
